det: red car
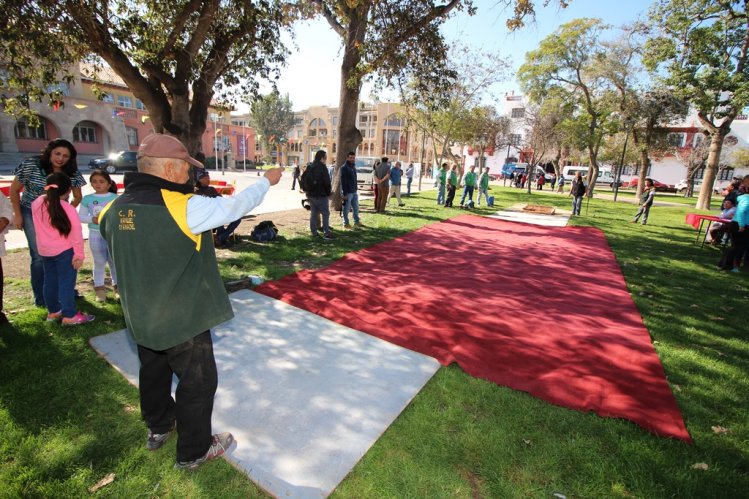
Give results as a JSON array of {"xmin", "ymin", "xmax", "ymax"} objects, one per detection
[{"xmin": 627, "ymin": 178, "xmax": 676, "ymax": 193}]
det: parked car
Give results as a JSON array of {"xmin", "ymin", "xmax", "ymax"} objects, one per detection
[
  {"xmin": 88, "ymin": 151, "xmax": 138, "ymax": 174},
  {"xmin": 674, "ymin": 178, "xmax": 720, "ymax": 195},
  {"xmin": 354, "ymin": 157, "xmax": 377, "ymax": 191},
  {"xmin": 627, "ymin": 178, "xmax": 676, "ymax": 193}
]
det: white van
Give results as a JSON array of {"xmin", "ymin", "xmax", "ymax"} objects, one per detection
[{"xmin": 562, "ymin": 165, "xmax": 615, "ymax": 186}]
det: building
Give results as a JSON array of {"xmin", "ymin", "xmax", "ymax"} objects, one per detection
[
  {"xmin": 282, "ymin": 102, "xmax": 436, "ymax": 166},
  {"xmin": 0, "ymin": 64, "xmax": 257, "ymax": 170}
]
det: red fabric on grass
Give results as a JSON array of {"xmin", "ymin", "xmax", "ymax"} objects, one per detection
[{"xmin": 256, "ymin": 215, "xmax": 690, "ymax": 441}]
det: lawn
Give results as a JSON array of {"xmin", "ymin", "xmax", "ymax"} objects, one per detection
[{"xmin": 0, "ymin": 185, "xmax": 747, "ymax": 498}]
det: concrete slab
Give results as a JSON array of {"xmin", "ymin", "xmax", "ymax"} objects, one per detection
[
  {"xmin": 89, "ymin": 289, "xmax": 440, "ymax": 498},
  {"xmin": 487, "ymin": 210, "xmax": 570, "ymax": 227}
]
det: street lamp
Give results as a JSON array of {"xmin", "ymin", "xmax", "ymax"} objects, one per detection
[{"xmin": 613, "ymin": 118, "xmax": 634, "ymax": 202}]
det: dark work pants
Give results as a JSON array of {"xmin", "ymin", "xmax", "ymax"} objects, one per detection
[
  {"xmin": 445, "ymin": 185, "xmax": 456, "ymax": 207},
  {"xmin": 137, "ymin": 330, "xmax": 218, "ymax": 462}
]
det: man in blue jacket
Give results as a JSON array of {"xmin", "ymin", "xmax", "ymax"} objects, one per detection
[{"xmin": 340, "ymin": 151, "xmax": 363, "ymax": 228}]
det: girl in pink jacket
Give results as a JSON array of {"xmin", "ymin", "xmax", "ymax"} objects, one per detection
[{"xmin": 31, "ymin": 173, "xmax": 94, "ymax": 326}]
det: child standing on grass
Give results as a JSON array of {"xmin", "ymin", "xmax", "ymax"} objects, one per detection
[
  {"xmin": 79, "ymin": 170, "xmax": 118, "ymax": 302},
  {"xmin": 32, "ymin": 173, "xmax": 94, "ymax": 326}
]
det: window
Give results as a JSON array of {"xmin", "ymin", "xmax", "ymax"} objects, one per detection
[
  {"xmin": 14, "ymin": 119, "xmax": 47, "ymax": 140},
  {"xmin": 510, "ymin": 134, "xmax": 522, "ymax": 146},
  {"xmin": 73, "ymin": 121, "xmax": 97, "ymax": 143},
  {"xmin": 667, "ymin": 133, "xmax": 685, "ymax": 148},
  {"xmin": 359, "ymin": 115, "xmax": 368, "ymax": 124},
  {"xmin": 694, "ymin": 167, "xmax": 706, "ymax": 180},
  {"xmin": 385, "ymin": 114, "xmax": 402, "ymax": 127},
  {"xmin": 693, "ymin": 133, "xmax": 707, "ymax": 147},
  {"xmin": 332, "ymin": 143, "xmax": 337, "ymax": 153},
  {"xmin": 294, "ymin": 117, "xmax": 303, "ymax": 127},
  {"xmin": 102, "ymin": 94, "xmax": 114, "ymax": 103},
  {"xmin": 718, "ymin": 168, "xmax": 735, "ymax": 181},
  {"xmin": 135, "ymin": 99, "xmax": 146, "ymax": 110},
  {"xmin": 46, "ymin": 83, "xmax": 70, "ymax": 96},
  {"xmin": 125, "ymin": 126, "xmax": 138, "ymax": 146},
  {"xmin": 117, "ymin": 95, "xmax": 132, "ymax": 107},
  {"xmin": 511, "ymin": 108, "xmax": 525, "ymax": 119},
  {"xmin": 297, "ymin": 130, "xmax": 302, "ymax": 138},
  {"xmin": 332, "ymin": 116, "xmax": 338, "ymax": 126}
]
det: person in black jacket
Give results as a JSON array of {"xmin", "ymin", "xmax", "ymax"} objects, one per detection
[
  {"xmin": 302, "ymin": 150, "xmax": 333, "ymax": 239},
  {"xmin": 341, "ymin": 151, "xmax": 363, "ymax": 228}
]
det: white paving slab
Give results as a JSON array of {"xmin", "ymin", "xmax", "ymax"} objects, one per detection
[
  {"xmin": 89, "ymin": 289, "xmax": 440, "ymax": 498},
  {"xmin": 487, "ymin": 209, "xmax": 570, "ymax": 227}
]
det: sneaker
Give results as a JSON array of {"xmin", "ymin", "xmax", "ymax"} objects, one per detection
[
  {"xmin": 46, "ymin": 311, "xmax": 63, "ymax": 322},
  {"xmin": 342, "ymin": 223, "xmax": 353, "ymax": 230},
  {"xmin": 174, "ymin": 432, "xmax": 234, "ymax": 470},
  {"xmin": 399, "ymin": 203, "xmax": 406, "ymax": 207},
  {"xmin": 94, "ymin": 286, "xmax": 107, "ymax": 303},
  {"xmin": 62, "ymin": 312, "xmax": 95, "ymax": 326},
  {"xmin": 322, "ymin": 233, "xmax": 335, "ymax": 240},
  {"xmin": 147, "ymin": 422, "xmax": 175, "ymax": 451}
]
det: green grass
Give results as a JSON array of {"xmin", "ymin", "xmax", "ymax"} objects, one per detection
[{"xmin": 1, "ymin": 186, "xmax": 747, "ymax": 498}]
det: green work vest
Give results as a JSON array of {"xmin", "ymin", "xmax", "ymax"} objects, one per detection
[{"xmin": 99, "ymin": 173, "xmax": 233, "ymax": 351}]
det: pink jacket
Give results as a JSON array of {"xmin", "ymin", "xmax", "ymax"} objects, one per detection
[{"xmin": 31, "ymin": 196, "xmax": 85, "ymax": 260}]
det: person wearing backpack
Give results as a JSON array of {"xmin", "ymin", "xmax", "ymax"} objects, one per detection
[
  {"xmin": 569, "ymin": 171, "xmax": 586, "ymax": 216},
  {"xmin": 301, "ymin": 150, "xmax": 333, "ymax": 239}
]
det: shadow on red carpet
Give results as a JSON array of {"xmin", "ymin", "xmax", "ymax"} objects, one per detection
[{"xmin": 255, "ymin": 214, "xmax": 690, "ymax": 442}]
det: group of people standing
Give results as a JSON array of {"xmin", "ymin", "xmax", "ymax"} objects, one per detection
[
  {"xmin": 8, "ymin": 139, "xmax": 116, "ymax": 325},
  {"xmin": 6, "ymin": 134, "xmax": 284, "ymax": 471},
  {"xmin": 373, "ymin": 158, "xmax": 412, "ymax": 212},
  {"xmin": 435, "ymin": 163, "xmax": 492, "ymax": 208}
]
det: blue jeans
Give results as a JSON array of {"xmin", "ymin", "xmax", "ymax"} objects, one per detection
[
  {"xmin": 216, "ymin": 219, "xmax": 241, "ymax": 243},
  {"xmin": 460, "ymin": 185, "xmax": 475, "ymax": 205},
  {"xmin": 437, "ymin": 182, "xmax": 446, "ymax": 204},
  {"xmin": 477, "ymin": 187, "xmax": 490, "ymax": 206},
  {"xmin": 343, "ymin": 192, "xmax": 360, "ymax": 226},
  {"xmin": 42, "ymin": 248, "xmax": 78, "ymax": 318},
  {"xmin": 572, "ymin": 196, "xmax": 583, "ymax": 215},
  {"xmin": 22, "ymin": 205, "xmax": 45, "ymax": 306},
  {"xmin": 406, "ymin": 177, "xmax": 413, "ymax": 195},
  {"xmin": 308, "ymin": 196, "xmax": 330, "ymax": 236}
]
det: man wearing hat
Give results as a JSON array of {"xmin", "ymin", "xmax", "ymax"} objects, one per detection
[
  {"xmin": 194, "ymin": 169, "xmax": 242, "ymax": 247},
  {"xmin": 99, "ymin": 133, "xmax": 282, "ymax": 470}
]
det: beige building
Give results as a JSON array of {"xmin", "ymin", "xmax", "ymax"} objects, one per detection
[{"xmin": 282, "ymin": 102, "xmax": 437, "ymax": 166}]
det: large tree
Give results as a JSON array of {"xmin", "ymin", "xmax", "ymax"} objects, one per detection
[
  {"xmin": 0, "ymin": 1, "xmax": 287, "ymax": 154},
  {"xmin": 398, "ymin": 44, "xmax": 508, "ymax": 170},
  {"xmin": 310, "ymin": 0, "xmax": 472, "ymax": 206},
  {"xmin": 250, "ymin": 91, "xmax": 295, "ymax": 164},
  {"xmin": 645, "ymin": 0, "xmax": 749, "ymax": 209},
  {"xmin": 518, "ymin": 18, "xmax": 617, "ymax": 195}
]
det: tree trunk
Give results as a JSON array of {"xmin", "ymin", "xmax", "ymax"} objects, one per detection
[
  {"xmin": 332, "ymin": 7, "xmax": 369, "ymax": 211},
  {"xmin": 586, "ymin": 145, "xmax": 599, "ymax": 197},
  {"xmin": 696, "ymin": 131, "xmax": 725, "ymax": 210},
  {"xmin": 636, "ymin": 149, "xmax": 649, "ymax": 200}
]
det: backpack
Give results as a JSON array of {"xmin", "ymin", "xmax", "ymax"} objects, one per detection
[
  {"xmin": 250, "ymin": 220, "xmax": 278, "ymax": 242},
  {"xmin": 300, "ymin": 163, "xmax": 314, "ymax": 192}
]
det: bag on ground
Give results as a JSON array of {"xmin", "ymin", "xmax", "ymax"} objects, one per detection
[{"xmin": 251, "ymin": 220, "xmax": 278, "ymax": 242}]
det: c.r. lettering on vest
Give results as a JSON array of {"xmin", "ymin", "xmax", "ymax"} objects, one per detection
[{"xmin": 118, "ymin": 209, "xmax": 136, "ymax": 231}]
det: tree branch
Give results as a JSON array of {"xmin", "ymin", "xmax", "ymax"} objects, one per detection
[{"xmin": 311, "ymin": 0, "xmax": 346, "ymax": 37}]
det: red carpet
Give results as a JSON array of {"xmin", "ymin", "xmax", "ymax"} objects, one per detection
[{"xmin": 256, "ymin": 215, "xmax": 690, "ymax": 441}]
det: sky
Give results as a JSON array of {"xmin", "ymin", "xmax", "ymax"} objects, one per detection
[{"xmin": 251, "ymin": 0, "xmax": 655, "ymax": 114}]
